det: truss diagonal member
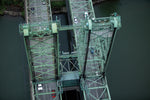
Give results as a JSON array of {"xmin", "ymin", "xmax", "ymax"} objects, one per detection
[{"xmin": 86, "ymin": 76, "xmax": 105, "ymax": 87}]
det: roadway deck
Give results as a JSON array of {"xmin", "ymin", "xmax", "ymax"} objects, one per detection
[
  {"xmin": 24, "ymin": 0, "xmax": 59, "ymax": 100},
  {"xmin": 68, "ymin": 0, "xmax": 112, "ymax": 99},
  {"xmin": 20, "ymin": 0, "xmax": 121, "ymax": 100}
]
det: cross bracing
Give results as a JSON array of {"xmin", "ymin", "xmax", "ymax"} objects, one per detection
[
  {"xmin": 21, "ymin": 0, "xmax": 62, "ymax": 99},
  {"xmin": 20, "ymin": 16, "xmax": 121, "ymax": 100},
  {"xmin": 20, "ymin": 0, "xmax": 121, "ymax": 100},
  {"xmin": 85, "ymin": 19, "xmax": 114, "ymax": 75},
  {"xmin": 81, "ymin": 76, "xmax": 111, "ymax": 100},
  {"xmin": 28, "ymin": 36, "xmax": 56, "ymax": 81},
  {"xmin": 60, "ymin": 57, "xmax": 79, "ymax": 72},
  {"xmin": 68, "ymin": 0, "xmax": 95, "ymax": 23},
  {"xmin": 21, "ymin": 26, "xmax": 60, "ymax": 99}
]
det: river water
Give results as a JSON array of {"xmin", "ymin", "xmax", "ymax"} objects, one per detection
[
  {"xmin": 0, "ymin": 0, "xmax": 150, "ymax": 100},
  {"xmin": 0, "ymin": 16, "xmax": 30, "ymax": 100},
  {"xmin": 94, "ymin": 0, "xmax": 150, "ymax": 100}
]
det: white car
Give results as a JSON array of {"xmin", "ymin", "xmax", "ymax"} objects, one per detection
[
  {"xmin": 95, "ymin": 71, "xmax": 99, "ymax": 76},
  {"xmin": 38, "ymin": 84, "xmax": 42, "ymax": 87},
  {"xmin": 42, "ymin": 1, "xmax": 46, "ymax": 5},
  {"xmin": 92, "ymin": 18, "xmax": 95, "ymax": 21},
  {"xmin": 38, "ymin": 84, "xmax": 43, "ymax": 91},
  {"xmin": 74, "ymin": 17, "xmax": 78, "ymax": 24},
  {"xmin": 84, "ymin": 12, "xmax": 88, "ymax": 18}
]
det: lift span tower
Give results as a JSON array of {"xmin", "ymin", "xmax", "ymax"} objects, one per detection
[{"xmin": 19, "ymin": 0, "xmax": 121, "ymax": 99}]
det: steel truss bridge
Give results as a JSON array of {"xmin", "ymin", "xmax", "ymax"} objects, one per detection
[{"xmin": 19, "ymin": 0, "xmax": 121, "ymax": 100}]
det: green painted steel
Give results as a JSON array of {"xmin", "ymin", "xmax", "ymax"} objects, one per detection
[
  {"xmin": 19, "ymin": 0, "xmax": 121, "ymax": 100},
  {"xmin": 78, "ymin": 15, "xmax": 121, "ymax": 100},
  {"xmin": 20, "ymin": 0, "xmax": 63, "ymax": 99},
  {"xmin": 66, "ymin": 0, "xmax": 121, "ymax": 99},
  {"xmin": 80, "ymin": 76, "xmax": 111, "ymax": 100},
  {"xmin": 20, "ymin": 16, "xmax": 121, "ymax": 100}
]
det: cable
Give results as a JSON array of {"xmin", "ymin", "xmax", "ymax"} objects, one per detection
[
  {"xmin": 104, "ymin": 28, "xmax": 117, "ymax": 72},
  {"xmin": 83, "ymin": 30, "xmax": 91, "ymax": 78}
]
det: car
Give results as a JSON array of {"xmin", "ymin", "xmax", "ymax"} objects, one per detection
[
  {"xmin": 92, "ymin": 18, "xmax": 95, "ymax": 21},
  {"xmin": 74, "ymin": 17, "xmax": 78, "ymax": 24},
  {"xmin": 90, "ymin": 47, "xmax": 94, "ymax": 54},
  {"xmin": 51, "ymin": 90, "xmax": 56, "ymax": 98},
  {"xmin": 31, "ymin": 7, "xmax": 34, "ymax": 11},
  {"xmin": 38, "ymin": 84, "xmax": 43, "ymax": 91},
  {"xmin": 42, "ymin": 1, "xmax": 46, "ymax": 5},
  {"xmin": 95, "ymin": 71, "xmax": 99, "ymax": 76},
  {"xmin": 38, "ymin": 84, "xmax": 42, "ymax": 87},
  {"xmin": 31, "ymin": 7, "xmax": 35, "ymax": 14},
  {"xmin": 84, "ymin": 12, "xmax": 88, "ymax": 18},
  {"xmin": 38, "ymin": 87, "xmax": 43, "ymax": 90}
]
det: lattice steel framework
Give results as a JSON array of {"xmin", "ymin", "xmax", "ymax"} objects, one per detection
[
  {"xmin": 20, "ymin": 20, "xmax": 62, "ymax": 100},
  {"xmin": 20, "ymin": 0, "xmax": 62, "ymax": 99},
  {"xmin": 20, "ymin": 0, "xmax": 121, "ymax": 100},
  {"xmin": 69, "ymin": 0, "xmax": 95, "ymax": 22},
  {"xmin": 68, "ymin": 0, "xmax": 95, "ymax": 71},
  {"xmin": 79, "ymin": 17, "xmax": 120, "ymax": 100},
  {"xmin": 68, "ymin": 0, "xmax": 121, "ymax": 99},
  {"xmin": 81, "ymin": 75, "xmax": 111, "ymax": 100},
  {"xmin": 20, "ymin": 17, "xmax": 121, "ymax": 100}
]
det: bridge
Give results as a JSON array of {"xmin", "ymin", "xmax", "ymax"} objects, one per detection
[{"xmin": 19, "ymin": 0, "xmax": 121, "ymax": 100}]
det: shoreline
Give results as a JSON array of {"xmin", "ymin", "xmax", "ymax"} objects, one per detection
[{"xmin": 0, "ymin": 0, "xmax": 107, "ymax": 18}]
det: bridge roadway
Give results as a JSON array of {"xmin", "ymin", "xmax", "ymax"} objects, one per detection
[
  {"xmin": 68, "ymin": 0, "xmax": 112, "ymax": 99},
  {"xmin": 22, "ymin": 0, "xmax": 118, "ymax": 99},
  {"xmin": 25, "ymin": 0, "xmax": 58, "ymax": 100},
  {"xmin": 28, "ymin": 0, "xmax": 51, "ymax": 22}
]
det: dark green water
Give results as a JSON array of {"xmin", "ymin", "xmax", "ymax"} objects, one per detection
[
  {"xmin": 0, "ymin": 16, "xmax": 30, "ymax": 100},
  {"xmin": 0, "ymin": 0, "xmax": 150, "ymax": 100},
  {"xmin": 94, "ymin": 0, "xmax": 150, "ymax": 100}
]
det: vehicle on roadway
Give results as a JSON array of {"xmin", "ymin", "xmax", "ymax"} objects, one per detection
[
  {"xmin": 42, "ymin": 0, "xmax": 46, "ymax": 5},
  {"xmin": 74, "ymin": 17, "xmax": 78, "ymax": 24},
  {"xmin": 51, "ymin": 90, "xmax": 56, "ymax": 98},
  {"xmin": 84, "ymin": 12, "xmax": 88, "ymax": 18},
  {"xmin": 31, "ymin": 7, "xmax": 35, "ymax": 14},
  {"xmin": 42, "ymin": 2, "xmax": 46, "ymax": 5},
  {"xmin": 38, "ymin": 84, "xmax": 43, "ymax": 91}
]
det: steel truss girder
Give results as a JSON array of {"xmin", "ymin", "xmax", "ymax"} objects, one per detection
[
  {"xmin": 69, "ymin": 0, "xmax": 95, "ymax": 24},
  {"xmin": 21, "ymin": 15, "xmax": 120, "ymax": 100},
  {"xmin": 33, "ymin": 80, "xmax": 62, "ymax": 100},
  {"xmin": 23, "ymin": 0, "xmax": 60, "ymax": 100},
  {"xmin": 19, "ymin": 20, "xmax": 61, "ymax": 37},
  {"xmin": 76, "ymin": 16, "xmax": 120, "ymax": 75},
  {"xmin": 23, "ymin": 33, "xmax": 61, "ymax": 100},
  {"xmin": 81, "ymin": 76, "xmax": 111, "ymax": 100},
  {"xmin": 26, "ymin": 35, "xmax": 56, "ymax": 81},
  {"xmin": 59, "ymin": 57, "xmax": 80, "ymax": 73},
  {"xmin": 78, "ymin": 14, "xmax": 121, "ymax": 100},
  {"xmin": 22, "ymin": 0, "xmax": 121, "ymax": 99}
]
